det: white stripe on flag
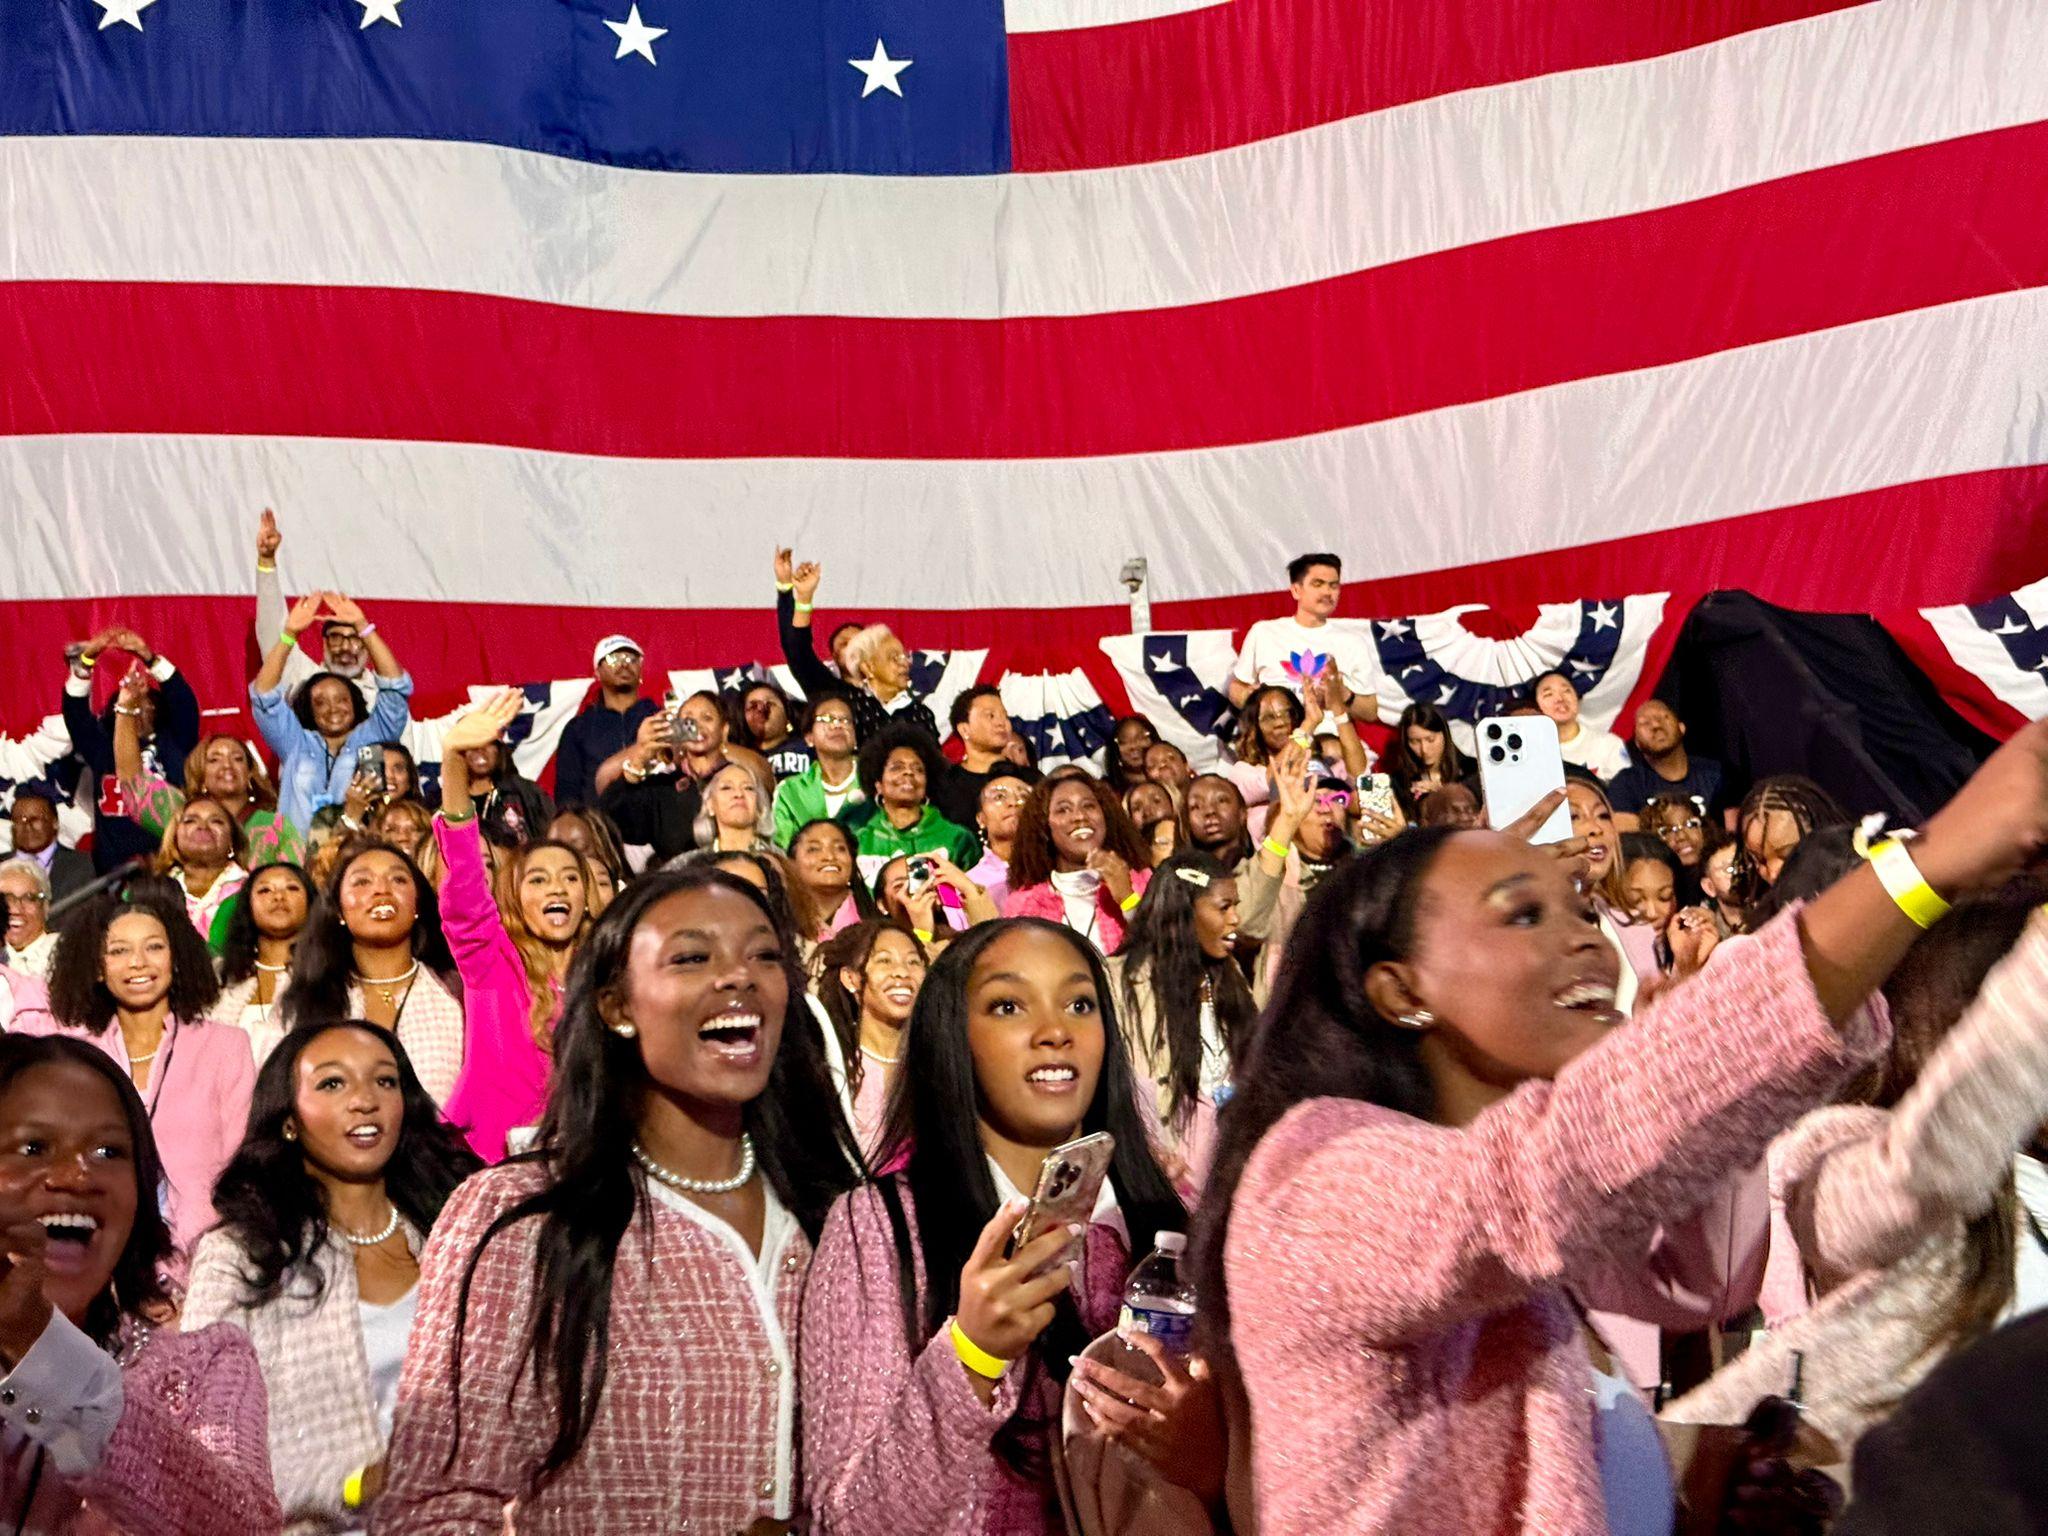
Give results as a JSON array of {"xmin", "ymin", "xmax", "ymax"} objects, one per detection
[
  {"xmin": 7, "ymin": 292, "xmax": 2045, "ymax": 611},
  {"xmin": 7, "ymin": 0, "xmax": 2041, "ymax": 318},
  {"xmin": 1003, "ymin": 0, "xmax": 1229, "ymax": 33}
]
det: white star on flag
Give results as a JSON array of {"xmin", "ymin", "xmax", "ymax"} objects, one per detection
[
  {"xmin": 354, "ymin": 0, "xmax": 404, "ymax": 27},
  {"xmin": 605, "ymin": 5, "xmax": 667, "ymax": 64},
  {"xmin": 1588, "ymin": 602, "xmax": 1620, "ymax": 632},
  {"xmin": 94, "ymin": 0, "xmax": 157, "ymax": 30},
  {"xmin": 849, "ymin": 39, "xmax": 912, "ymax": 98},
  {"xmin": 1376, "ymin": 619, "xmax": 1413, "ymax": 640}
]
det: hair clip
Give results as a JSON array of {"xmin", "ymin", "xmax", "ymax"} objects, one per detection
[
  {"xmin": 1851, "ymin": 812, "xmax": 1889, "ymax": 859},
  {"xmin": 1172, "ymin": 867, "xmax": 1212, "ymax": 889}
]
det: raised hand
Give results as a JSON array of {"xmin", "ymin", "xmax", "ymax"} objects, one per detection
[
  {"xmin": 284, "ymin": 592, "xmax": 327, "ymax": 639},
  {"xmin": 1667, "ymin": 907, "xmax": 1721, "ymax": 977},
  {"xmin": 793, "ymin": 561, "xmax": 822, "ymax": 603},
  {"xmin": 324, "ymin": 593, "xmax": 368, "ymax": 628},
  {"xmin": 1273, "ymin": 742, "xmax": 1313, "ymax": 820},
  {"xmin": 774, "ymin": 547, "xmax": 796, "ymax": 586},
  {"xmin": 1085, "ymin": 848, "xmax": 1134, "ymax": 908},
  {"xmin": 256, "ymin": 509, "xmax": 282, "ymax": 562},
  {"xmin": 1914, "ymin": 717, "xmax": 2048, "ymax": 897},
  {"xmin": 443, "ymin": 688, "xmax": 524, "ymax": 755},
  {"xmin": 954, "ymin": 1200, "xmax": 1077, "ymax": 1369}
]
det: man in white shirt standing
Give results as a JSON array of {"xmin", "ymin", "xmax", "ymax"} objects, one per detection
[{"xmin": 1228, "ymin": 552, "xmax": 1384, "ymax": 726}]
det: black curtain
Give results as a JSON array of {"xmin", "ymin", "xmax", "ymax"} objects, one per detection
[{"xmin": 1656, "ymin": 591, "xmax": 1997, "ymax": 825}]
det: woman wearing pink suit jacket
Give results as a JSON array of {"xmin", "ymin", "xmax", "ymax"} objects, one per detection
[
  {"xmin": 433, "ymin": 692, "xmax": 593, "ymax": 1162},
  {"xmin": 1191, "ymin": 723, "xmax": 2048, "ymax": 1536},
  {"xmin": 0, "ymin": 1033, "xmax": 283, "ymax": 1533}
]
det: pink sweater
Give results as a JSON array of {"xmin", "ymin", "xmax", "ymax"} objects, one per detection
[
  {"xmin": 802, "ymin": 1180, "xmax": 1129, "ymax": 1536},
  {"xmin": 10, "ymin": 1013, "xmax": 254, "ymax": 1255},
  {"xmin": 1225, "ymin": 909, "xmax": 1887, "ymax": 1536},
  {"xmin": 1002, "ymin": 868, "xmax": 1152, "ymax": 954},
  {"xmin": 433, "ymin": 815, "xmax": 555, "ymax": 1163}
]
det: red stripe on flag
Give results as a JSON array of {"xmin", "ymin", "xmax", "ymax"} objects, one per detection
[
  {"xmin": 1007, "ymin": 0, "xmax": 1870, "ymax": 172},
  {"xmin": 5, "ymin": 124, "xmax": 2045, "ymax": 460},
  {"xmin": 2, "ymin": 465, "xmax": 2040, "ymax": 735}
]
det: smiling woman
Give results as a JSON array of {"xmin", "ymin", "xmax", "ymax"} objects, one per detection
[
  {"xmin": 0, "ymin": 1034, "xmax": 284, "ymax": 1532},
  {"xmin": 1002, "ymin": 770, "xmax": 1154, "ymax": 953},
  {"xmin": 377, "ymin": 868, "xmax": 861, "ymax": 1533}
]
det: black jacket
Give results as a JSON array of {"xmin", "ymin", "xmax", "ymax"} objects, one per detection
[{"xmin": 777, "ymin": 591, "xmax": 938, "ymax": 745}]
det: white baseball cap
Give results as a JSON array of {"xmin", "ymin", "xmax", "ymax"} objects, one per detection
[{"xmin": 592, "ymin": 635, "xmax": 644, "ymax": 668}]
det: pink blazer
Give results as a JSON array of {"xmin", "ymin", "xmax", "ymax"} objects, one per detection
[
  {"xmin": 434, "ymin": 814, "xmax": 555, "ymax": 1162},
  {"xmin": 0, "ymin": 1322, "xmax": 284, "ymax": 1534},
  {"xmin": 11, "ymin": 1013, "xmax": 254, "ymax": 1255},
  {"xmin": 801, "ymin": 1180, "xmax": 1129, "ymax": 1536},
  {"xmin": 1225, "ymin": 909, "xmax": 1887, "ymax": 1536},
  {"xmin": 1002, "ymin": 869, "xmax": 1152, "ymax": 953}
]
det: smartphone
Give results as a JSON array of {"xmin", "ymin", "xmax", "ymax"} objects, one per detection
[
  {"xmin": 905, "ymin": 855, "xmax": 936, "ymax": 899},
  {"xmin": 354, "ymin": 744, "xmax": 386, "ymax": 794},
  {"xmin": 1359, "ymin": 772, "xmax": 1399, "ymax": 822},
  {"xmin": 1476, "ymin": 715, "xmax": 1571, "ymax": 844},
  {"xmin": 1011, "ymin": 1132, "xmax": 1116, "ymax": 1257},
  {"xmin": 662, "ymin": 688, "xmax": 699, "ymax": 749}
]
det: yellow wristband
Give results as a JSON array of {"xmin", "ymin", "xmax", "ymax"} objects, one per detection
[
  {"xmin": 794, "ymin": 602, "xmax": 814, "ymax": 617},
  {"xmin": 256, "ymin": 561, "xmax": 277, "ymax": 573},
  {"xmin": 279, "ymin": 628, "xmax": 297, "ymax": 649},
  {"xmin": 913, "ymin": 927, "xmax": 935, "ymax": 944},
  {"xmin": 1120, "ymin": 890, "xmax": 1142, "ymax": 913},
  {"xmin": 1262, "ymin": 837, "xmax": 1292, "ymax": 860},
  {"xmin": 950, "ymin": 1319, "xmax": 1009, "ymax": 1380},
  {"xmin": 342, "ymin": 1466, "xmax": 367, "ymax": 1510},
  {"xmin": 1867, "ymin": 838, "xmax": 1950, "ymax": 929}
]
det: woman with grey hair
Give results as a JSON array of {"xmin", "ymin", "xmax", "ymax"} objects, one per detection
[
  {"xmin": 775, "ymin": 550, "xmax": 940, "ymax": 742},
  {"xmin": 0, "ymin": 855, "xmax": 56, "ymax": 977}
]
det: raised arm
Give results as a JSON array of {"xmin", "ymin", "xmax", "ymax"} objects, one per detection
[
  {"xmin": 253, "ymin": 593, "xmax": 327, "ymax": 700},
  {"xmin": 252, "ymin": 510, "xmax": 286, "ymax": 653},
  {"xmin": 110, "ymin": 669, "xmax": 150, "ymax": 787},
  {"xmin": 324, "ymin": 594, "xmax": 404, "ymax": 682},
  {"xmin": 776, "ymin": 550, "xmax": 840, "ymax": 702},
  {"xmin": 59, "ymin": 629, "xmax": 126, "ymax": 776},
  {"xmin": 118, "ymin": 630, "xmax": 201, "ymax": 757}
]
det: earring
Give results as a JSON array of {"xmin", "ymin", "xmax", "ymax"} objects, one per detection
[
  {"xmin": 282, "ymin": 1123, "xmax": 298, "ymax": 1141},
  {"xmin": 1395, "ymin": 1009, "xmax": 1436, "ymax": 1031},
  {"xmin": 609, "ymin": 1021, "xmax": 638, "ymax": 1039}
]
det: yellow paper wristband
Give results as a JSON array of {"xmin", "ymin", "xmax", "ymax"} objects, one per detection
[
  {"xmin": 1262, "ymin": 837, "xmax": 1292, "ymax": 860},
  {"xmin": 1867, "ymin": 838, "xmax": 1950, "ymax": 930},
  {"xmin": 1120, "ymin": 891, "xmax": 1142, "ymax": 913},
  {"xmin": 342, "ymin": 1467, "xmax": 367, "ymax": 1510},
  {"xmin": 950, "ymin": 1319, "xmax": 1009, "ymax": 1380}
]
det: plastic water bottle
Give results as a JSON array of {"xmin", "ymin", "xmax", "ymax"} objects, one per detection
[{"xmin": 1117, "ymin": 1231, "xmax": 1197, "ymax": 1360}]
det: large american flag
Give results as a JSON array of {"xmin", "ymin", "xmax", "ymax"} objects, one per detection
[{"xmin": 3, "ymin": 0, "xmax": 2046, "ymax": 731}]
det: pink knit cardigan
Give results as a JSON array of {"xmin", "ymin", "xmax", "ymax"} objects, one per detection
[
  {"xmin": 1225, "ymin": 908, "xmax": 1888, "ymax": 1535},
  {"xmin": 433, "ymin": 814, "xmax": 555, "ymax": 1162},
  {"xmin": 1001, "ymin": 869, "xmax": 1152, "ymax": 953}
]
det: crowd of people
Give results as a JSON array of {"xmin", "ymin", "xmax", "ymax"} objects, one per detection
[{"xmin": 1, "ymin": 517, "xmax": 2045, "ymax": 1535}]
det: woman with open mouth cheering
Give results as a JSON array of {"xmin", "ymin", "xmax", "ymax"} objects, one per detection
[
  {"xmin": 801, "ymin": 917, "xmax": 1220, "ymax": 1535},
  {"xmin": 431, "ymin": 691, "xmax": 596, "ymax": 1164},
  {"xmin": 376, "ymin": 866, "xmax": 860, "ymax": 1533},
  {"xmin": 182, "ymin": 1020, "xmax": 480, "ymax": 1533},
  {"xmin": 24, "ymin": 890, "xmax": 251, "ymax": 1255},
  {"xmin": 0, "ymin": 1033, "xmax": 283, "ymax": 1532}
]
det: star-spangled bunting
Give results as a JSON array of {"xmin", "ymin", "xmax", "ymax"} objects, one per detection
[
  {"xmin": 355, "ymin": 0, "xmax": 404, "ymax": 29},
  {"xmin": 93, "ymin": 0, "xmax": 156, "ymax": 30}
]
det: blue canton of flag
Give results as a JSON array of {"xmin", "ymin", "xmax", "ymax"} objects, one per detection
[{"xmin": 0, "ymin": 0, "xmax": 1011, "ymax": 175}]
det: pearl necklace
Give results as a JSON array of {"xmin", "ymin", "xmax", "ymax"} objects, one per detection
[
  {"xmin": 255, "ymin": 960, "xmax": 290, "ymax": 974},
  {"xmin": 334, "ymin": 1203, "xmax": 401, "ymax": 1248},
  {"xmin": 352, "ymin": 961, "xmax": 419, "ymax": 996},
  {"xmin": 633, "ymin": 1137, "xmax": 756, "ymax": 1196}
]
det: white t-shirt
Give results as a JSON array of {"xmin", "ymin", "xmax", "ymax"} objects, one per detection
[
  {"xmin": 1560, "ymin": 725, "xmax": 1631, "ymax": 781},
  {"xmin": 1231, "ymin": 618, "xmax": 1386, "ymax": 706}
]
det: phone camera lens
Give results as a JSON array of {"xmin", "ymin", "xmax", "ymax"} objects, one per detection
[
  {"xmin": 1488, "ymin": 745, "xmax": 1506, "ymax": 763},
  {"xmin": 1507, "ymin": 734, "xmax": 1523, "ymax": 752}
]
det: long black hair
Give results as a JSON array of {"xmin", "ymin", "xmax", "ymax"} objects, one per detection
[
  {"xmin": 0, "ymin": 1034, "xmax": 176, "ymax": 1350},
  {"xmin": 1116, "ymin": 851, "xmax": 1257, "ymax": 1127},
  {"xmin": 47, "ymin": 889, "xmax": 222, "ymax": 1030},
  {"xmin": 281, "ymin": 839, "xmax": 454, "ymax": 1033},
  {"xmin": 446, "ymin": 867, "xmax": 862, "ymax": 1483},
  {"xmin": 1190, "ymin": 830, "xmax": 1453, "ymax": 1378},
  {"xmin": 218, "ymin": 862, "xmax": 314, "ymax": 988},
  {"xmin": 872, "ymin": 917, "xmax": 1186, "ymax": 1483},
  {"xmin": 209, "ymin": 1019, "xmax": 482, "ymax": 1307},
  {"xmin": 814, "ymin": 918, "xmax": 928, "ymax": 1100},
  {"xmin": 788, "ymin": 817, "xmax": 880, "ymax": 926}
]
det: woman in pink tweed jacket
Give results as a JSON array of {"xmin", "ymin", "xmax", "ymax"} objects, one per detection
[
  {"xmin": 376, "ymin": 866, "xmax": 860, "ymax": 1533},
  {"xmin": 1000, "ymin": 773, "xmax": 1154, "ymax": 955},
  {"xmin": 802, "ymin": 918, "xmax": 1210, "ymax": 1536},
  {"xmin": 1191, "ymin": 729, "xmax": 2048, "ymax": 1536},
  {"xmin": 0, "ymin": 1033, "xmax": 283, "ymax": 1534}
]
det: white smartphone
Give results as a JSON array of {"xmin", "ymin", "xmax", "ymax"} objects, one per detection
[
  {"xmin": 1358, "ymin": 772, "xmax": 1399, "ymax": 822},
  {"xmin": 1476, "ymin": 716, "xmax": 1571, "ymax": 844}
]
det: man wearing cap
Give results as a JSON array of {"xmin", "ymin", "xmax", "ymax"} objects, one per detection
[{"xmin": 553, "ymin": 635, "xmax": 657, "ymax": 810}]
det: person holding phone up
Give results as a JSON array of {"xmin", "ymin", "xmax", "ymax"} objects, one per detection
[
  {"xmin": 249, "ymin": 591, "xmax": 414, "ymax": 837},
  {"xmin": 802, "ymin": 918, "xmax": 1220, "ymax": 1535}
]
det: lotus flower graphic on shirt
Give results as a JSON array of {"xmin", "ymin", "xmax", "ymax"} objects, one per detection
[{"xmin": 1282, "ymin": 650, "xmax": 1330, "ymax": 683}]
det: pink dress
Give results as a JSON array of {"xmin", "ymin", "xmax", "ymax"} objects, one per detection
[
  {"xmin": 801, "ymin": 1179, "xmax": 1129, "ymax": 1536},
  {"xmin": 434, "ymin": 814, "xmax": 557, "ymax": 1162},
  {"xmin": 10, "ymin": 1013, "xmax": 254, "ymax": 1255},
  {"xmin": 1225, "ymin": 908, "xmax": 1887, "ymax": 1535}
]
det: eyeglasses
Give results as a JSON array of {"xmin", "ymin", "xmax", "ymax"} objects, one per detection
[
  {"xmin": 1656, "ymin": 818, "xmax": 1704, "ymax": 837},
  {"xmin": 1, "ymin": 892, "xmax": 46, "ymax": 907},
  {"xmin": 813, "ymin": 713, "xmax": 854, "ymax": 728}
]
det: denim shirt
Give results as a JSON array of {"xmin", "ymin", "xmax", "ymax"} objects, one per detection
[{"xmin": 250, "ymin": 672, "xmax": 415, "ymax": 833}]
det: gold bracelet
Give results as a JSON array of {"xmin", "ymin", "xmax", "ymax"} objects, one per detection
[{"xmin": 950, "ymin": 1319, "xmax": 1008, "ymax": 1380}]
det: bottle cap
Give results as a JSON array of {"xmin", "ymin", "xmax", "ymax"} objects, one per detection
[{"xmin": 1154, "ymin": 1231, "xmax": 1187, "ymax": 1254}]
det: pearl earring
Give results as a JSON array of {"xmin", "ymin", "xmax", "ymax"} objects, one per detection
[
  {"xmin": 282, "ymin": 1123, "xmax": 298, "ymax": 1141},
  {"xmin": 1396, "ymin": 1009, "xmax": 1436, "ymax": 1031},
  {"xmin": 610, "ymin": 1020, "xmax": 638, "ymax": 1039}
]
